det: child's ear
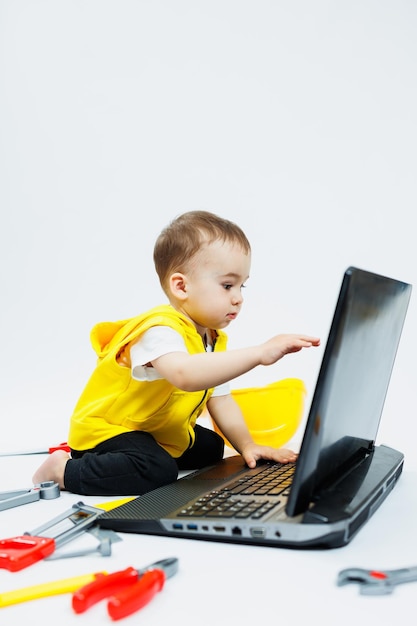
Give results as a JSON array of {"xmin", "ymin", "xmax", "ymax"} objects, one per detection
[{"xmin": 169, "ymin": 273, "xmax": 188, "ymax": 300}]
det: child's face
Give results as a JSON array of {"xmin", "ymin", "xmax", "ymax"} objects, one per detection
[{"xmin": 173, "ymin": 239, "xmax": 251, "ymax": 333}]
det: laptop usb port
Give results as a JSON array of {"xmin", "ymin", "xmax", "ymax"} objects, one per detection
[
  {"xmin": 250, "ymin": 527, "xmax": 266, "ymax": 538},
  {"xmin": 172, "ymin": 523, "xmax": 183, "ymax": 530},
  {"xmin": 187, "ymin": 523, "xmax": 198, "ymax": 530}
]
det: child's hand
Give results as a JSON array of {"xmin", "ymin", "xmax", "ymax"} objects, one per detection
[
  {"xmin": 259, "ymin": 334, "xmax": 320, "ymax": 366},
  {"xmin": 240, "ymin": 442, "xmax": 298, "ymax": 469}
]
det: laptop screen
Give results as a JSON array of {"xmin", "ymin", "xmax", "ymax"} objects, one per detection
[{"xmin": 286, "ymin": 267, "xmax": 412, "ymax": 517}]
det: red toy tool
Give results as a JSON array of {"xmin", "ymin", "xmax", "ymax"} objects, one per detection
[
  {"xmin": 0, "ymin": 442, "xmax": 70, "ymax": 456},
  {"xmin": 72, "ymin": 556, "xmax": 179, "ymax": 620},
  {"xmin": 0, "ymin": 502, "xmax": 103, "ymax": 572}
]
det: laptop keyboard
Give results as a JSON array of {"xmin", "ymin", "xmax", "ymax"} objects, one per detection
[{"xmin": 177, "ymin": 462, "xmax": 295, "ymax": 520}]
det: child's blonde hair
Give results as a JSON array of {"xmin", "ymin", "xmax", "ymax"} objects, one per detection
[{"xmin": 154, "ymin": 210, "xmax": 251, "ymax": 293}]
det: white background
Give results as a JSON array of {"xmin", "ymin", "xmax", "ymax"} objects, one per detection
[{"xmin": 1, "ymin": 0, "xmax": 416, "ymax": 461}]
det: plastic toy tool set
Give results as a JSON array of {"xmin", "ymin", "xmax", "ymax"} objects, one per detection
[
  {"xmin": 0, "ymin": 481, "xmax": 179, "ymax": 620},
  {"xmin": 0, "ymin": 555, "xmax": 179, "ymax": 620}
]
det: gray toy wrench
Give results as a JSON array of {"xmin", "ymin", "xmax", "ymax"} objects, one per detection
[
  {"xmin": 337, "ymin": 566, "xmax": 417, "ymax": 595},
  {"xmin": 0, "ymin": 480, "xmax": 60, "ymax": 512}
]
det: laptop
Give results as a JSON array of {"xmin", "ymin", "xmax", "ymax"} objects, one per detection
[{"xmin": 98, "ymin": 267, "xmax": 412, "ymax": 549}]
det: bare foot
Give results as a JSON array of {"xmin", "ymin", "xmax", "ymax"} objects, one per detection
[{"xmin": 32, "ymin": 449, "xmax": 70, "ymax": 490}]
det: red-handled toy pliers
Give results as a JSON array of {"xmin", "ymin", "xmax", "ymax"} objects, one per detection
[{"xmin": 72, "ymin": 557, "xmax": 179, "ymax": 620}]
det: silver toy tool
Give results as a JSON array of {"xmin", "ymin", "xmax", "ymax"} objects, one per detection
[
  {"xmin": 0, "ymin": 480, "xmax": 60, "ymax": 512},
  {"xmin": 0, "ymin": 442, "xmax": 70, "ymax": 457},
  {"xmin": 337, "ymin": 565, "xmax": 417, "ymax": 595},
  {"xmin": 0, "ymin": 501, "xmax": 106, "ymax": 571}
]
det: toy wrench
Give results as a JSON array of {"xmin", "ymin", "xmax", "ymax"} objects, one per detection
[
  {"xmin": 337, "ymin": 565, "xmax": 417, "ymax": 595},
  {"xmin": 0, "ymin": 481, "xmax": 60, "ymax": 512},
  {"xmin": 72, "ymin": 556, "xmax": 179, "ymax": 620}
]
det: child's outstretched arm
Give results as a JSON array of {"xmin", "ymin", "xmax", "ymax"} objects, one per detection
[{"xmin": 152, "ymin": 333, "xmax": 320, "ymax": 392}]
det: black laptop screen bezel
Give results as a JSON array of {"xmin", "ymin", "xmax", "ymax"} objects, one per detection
[{"xmin": 286, "ymin": 266, "xmax": 412, "ymax": 517}]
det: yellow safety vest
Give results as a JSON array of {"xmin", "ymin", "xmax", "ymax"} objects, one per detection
[{"xmin": 67, "ymin": 305, "xmax": 228, "ymax": 457}]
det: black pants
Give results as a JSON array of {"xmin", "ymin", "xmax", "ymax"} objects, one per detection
[{"xmin": 65, "ymin": 425, "xmax": 225, "ymax": 496}]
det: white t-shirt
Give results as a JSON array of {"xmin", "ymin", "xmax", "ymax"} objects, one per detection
[{"xmin": 130, "ymin": 326, "xmax": 230, "ymax": 397}]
